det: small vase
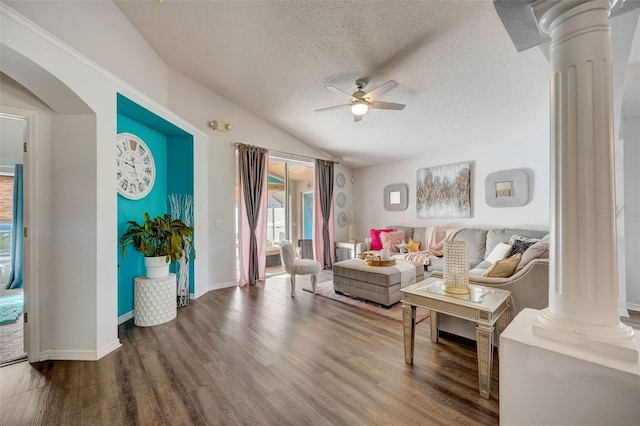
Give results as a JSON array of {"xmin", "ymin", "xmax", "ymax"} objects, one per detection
[
  {"xmin": 144, "ymin": 256, "xmax": 170, "ymax": 279},
  {"xmin": 348, "ymin": 224, "xmax": 356, "ymax": 242},
  {"xmin": 176, "ymin": 252, "xmax": 189, "ymax": 308}
]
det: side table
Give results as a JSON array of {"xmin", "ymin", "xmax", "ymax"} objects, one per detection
[
  {"xmin": 335, "ymin": 240, "xmax": 362, "ymax": 262},
  {"xmin": 134, "ymin": 273, "xmax": 177, "ymax": 327},
  {"xmin": 401, "ymin": 278, "xmax": 511, "ymax": 399}
]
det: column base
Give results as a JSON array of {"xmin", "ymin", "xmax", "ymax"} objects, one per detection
[
  {"xmin": 533, "ymin": 308, "xmax": 638, "ymax": 362},
  {"xmin": 501, "ymin": 309, "xmax": 640, "ymax": 425}
]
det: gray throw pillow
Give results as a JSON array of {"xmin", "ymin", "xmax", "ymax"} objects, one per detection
[
  {"xmin": 508, "ymin": 240, "xmax": 535, "ymax": 257},
  {"xmin": 516, "ymin": 235, "xmax": 550, "ymax": 272}
]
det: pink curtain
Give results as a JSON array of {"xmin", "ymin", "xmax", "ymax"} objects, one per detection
[
  {"xmin": 313, "ymin": 160, "xmax": 335, "ymax": 268},
  {"xmin": 238, "ymin": 145, "xmax": 268, "ymax": 286}
]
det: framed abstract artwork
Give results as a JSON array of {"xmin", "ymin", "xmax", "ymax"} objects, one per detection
[{"xmin": 416, "ymin": 162, "xmax": 471, "ymax": 218}]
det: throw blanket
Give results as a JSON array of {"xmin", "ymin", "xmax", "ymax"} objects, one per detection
[
  {"xmin": 399, "ymin": 226, "xmax": 461, "ymax": 266},
  {"xmin": 394, "ymin": 260, "xmax": 418, "ymax": 288}
]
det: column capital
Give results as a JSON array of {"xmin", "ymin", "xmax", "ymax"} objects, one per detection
[{"xmin": 532, "ymin": 0, "xmax": 621, "ymax": 34}]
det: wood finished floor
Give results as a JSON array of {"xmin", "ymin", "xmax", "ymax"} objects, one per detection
[{"xmin": 0, "ymin": 275, "xmax": 499, "ymax": 425}]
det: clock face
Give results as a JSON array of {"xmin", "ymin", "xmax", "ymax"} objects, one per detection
[{"xmin": 116, "ymin": 133, "xmax": 156, "ymax": 200}]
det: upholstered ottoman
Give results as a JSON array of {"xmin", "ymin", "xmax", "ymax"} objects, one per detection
[{"xmin": 333, "ymin": 259, "xmax": 424, "ymax": 307}]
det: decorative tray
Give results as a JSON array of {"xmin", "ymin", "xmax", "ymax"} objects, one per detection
[{"xmin": 366, "ymin": 258, "xmax": 396, "ymax": 267}]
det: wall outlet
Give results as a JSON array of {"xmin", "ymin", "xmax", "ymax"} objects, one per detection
[{"xmin": 215, "ymin": 219, "xmax": 221, "ymax": 227}]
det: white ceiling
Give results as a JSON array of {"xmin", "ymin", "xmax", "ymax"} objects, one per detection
[{"xmin": 114, "ymin": 0, "xmax": 639, "ymax": 169}]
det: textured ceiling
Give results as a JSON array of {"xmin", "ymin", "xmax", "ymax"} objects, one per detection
[{"xmin": 114, "ymin": 0, "xmax": 638, "ymax": 169}]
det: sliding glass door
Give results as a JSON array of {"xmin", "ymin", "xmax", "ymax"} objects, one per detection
[{"xmin": 266, "ymin": 157, "xmax": 314, "ymax": 274}]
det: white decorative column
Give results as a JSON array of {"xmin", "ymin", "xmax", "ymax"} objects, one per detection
[
  {"xmin": 531, "ymin": 0, "xmax": 637, "ymax": 360},
  {"xmin": 499, "ymin": 2, "xmax": 639, "ymax": 423}
]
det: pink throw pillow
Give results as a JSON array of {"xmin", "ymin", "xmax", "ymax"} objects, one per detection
[
  {"xmin": 381, "ymin": 230, "xmax": 405, "ymax": 252},
  {"xmin": 370, "ymin": 228, "xmax": 393, "ymax": 250}
]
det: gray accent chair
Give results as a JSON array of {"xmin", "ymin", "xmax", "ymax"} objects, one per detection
[{"xmin": 280, "ymin": 242, "xmax": 322, "ymax": 297}]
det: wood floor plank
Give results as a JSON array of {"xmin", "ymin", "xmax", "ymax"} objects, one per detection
[{"xmin": 0, "ymin": 273, "xmax": 500, "ymax": 425}]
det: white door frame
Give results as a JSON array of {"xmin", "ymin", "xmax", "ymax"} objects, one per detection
[{"xmin": 1, "ymin": 106, "xmax": 40, "ymax": 363}]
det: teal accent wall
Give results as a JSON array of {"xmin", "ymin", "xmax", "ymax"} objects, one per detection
[
  {"xmin": 166, "ymin": 135, "xmax": 195, "ymax": 291},
  {"xmin": 117, "ymin": 94, "xmax": 194, "ymax": 317},
  {"xmin": 303, "ymin": 192, "xmax": 313, "ymax": 239}
]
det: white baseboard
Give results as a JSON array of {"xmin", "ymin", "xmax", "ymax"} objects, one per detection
[
  {"xmin": 118, "ymin": 310, "xmax": 134, "ymax": 324},
  {"xmin": 40, "ymin": 349, "xmax": 96, "ymax": 361},
  {"xmin": 627, "ymin": 303, "xmax": 640, "ymax": 313},
  {"xmin": 97, "ymin": 339, "xmax": 122, "ymax": 359},
  {"xmin": 40, "ymin": 339, "xmax": 122, "ymax": 361},
  {"xmin": 191, "ymin": 281, "xmax": 236, "ymax": 299},
  {"xmin": 208, "ymin": 281, "xmax": 237, "ymax": 292}
]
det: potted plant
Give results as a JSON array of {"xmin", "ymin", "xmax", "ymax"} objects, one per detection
[{"xmin": 119, "ymin": 212, "xmax": 195, "ymax": 278}]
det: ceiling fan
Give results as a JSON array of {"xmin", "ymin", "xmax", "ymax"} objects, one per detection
[{"xmin": 315, "ymin": 79, "xmax": 406, "ymax": 122}]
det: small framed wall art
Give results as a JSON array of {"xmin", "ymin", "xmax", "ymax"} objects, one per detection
[
  {"xmin": 485, "ymin": 169, "xmax": 529, "ymax": 207},
  {"xmin": 384, "ymin": 183, "xmax": 408, "ymax": 211}
]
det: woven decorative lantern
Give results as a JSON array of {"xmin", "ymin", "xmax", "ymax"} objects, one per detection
[{"xmin": 443, "ymin": 240, "xmax": 470, "ymax": 294}]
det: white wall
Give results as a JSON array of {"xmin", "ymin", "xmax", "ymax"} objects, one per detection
[
  {"xmin": 352, "ymin": 132, "xmax": 550, "ymax": 238},
  {"xmin": 0, "ymin": 1, "xmax": 342, "ymax": 358},
  {"xmin": 332, "ymin": 163, "xmax": 356, "ymax": 242},
  {"xmin": 1, "ymin": 4, "xmax": 168, "ymax": 358},
  {"xmin": 1, "ymin": 74, "xmax": 56, "ymax": 351},
  {"xmin": 0, "ymin": 114, "xmax": 24, "ymax": 168},
  {"xmin": 49, "ymin": 114, "xmax": 97, "ymax": 352},
  {"xmin": 5, "ymin": 0, "xmax": 169, "ymax": 106},
  {"xmin": 624, "ymin": 116, "xmax": 640, "ymax": 310},
  {"xmin": 167, "ymin": 69, "xmax": 332, "ymax": 287}
]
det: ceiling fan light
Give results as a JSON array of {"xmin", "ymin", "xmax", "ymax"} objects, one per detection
[{"xmin": 351, "ymin": 102, "xmax": 369, "ymax": 116}]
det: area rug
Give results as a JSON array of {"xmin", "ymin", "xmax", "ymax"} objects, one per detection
[
  {"xmin": 0, "ymin": 293, "xmax": 24, "ymax": 325},
  {"xmin": 303, "ymin": 281, "xmax": 429, "ymax": 323},
  {"xmin": 0, "ymin": 313, "xmax": 26, "ymax": 366}
]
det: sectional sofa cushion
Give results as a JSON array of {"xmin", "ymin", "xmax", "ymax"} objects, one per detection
[
  {"xmin": 387, "ymin": 226, "xmax": 414, "ymax": 242},
  {"xmin": 451, "ymin": 228, "xmax": 488, "ymax": 266}
]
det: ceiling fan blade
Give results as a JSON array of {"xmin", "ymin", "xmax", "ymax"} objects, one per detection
[
  {"xmin": 315, "ymin": 104, "xmax": 351, "ymax": 112},
  {"xmin": 370, "ymin": 101, "xmax": 406, "ymax": 111},
  {"xmin": 326, "ymin": 86, "xmax": 356, "ymax": 100},
  {"xmin": 363, "ymin": 80, "xmax": 399, "ymax": 101},
  {"xmin": 354, "ymin": 114, "xmax": 363, "ymax": 123}
]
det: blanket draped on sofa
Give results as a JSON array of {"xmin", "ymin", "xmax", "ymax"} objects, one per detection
[{"xmin": 399, "ymin": 226, "xmax": 460, "ymax": 265}]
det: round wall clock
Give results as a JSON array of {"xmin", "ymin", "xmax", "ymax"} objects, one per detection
[{"xmin": 116, "ymin": 132, "xmax": 156, "ymax": 200}]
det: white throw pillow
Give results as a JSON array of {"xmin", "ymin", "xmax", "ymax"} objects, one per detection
[{"xmin": 485, "ymin": 242, "xmax": 513, "ymax": 264}]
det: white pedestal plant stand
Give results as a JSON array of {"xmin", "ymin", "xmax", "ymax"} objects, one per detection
[{"xmin": 134, "ymin": 273, "xmax": 177, "ymax": 327}]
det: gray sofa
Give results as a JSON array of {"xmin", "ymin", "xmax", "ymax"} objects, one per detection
[{"xmin": 365, "ymin": 226, "xmax": 550, "ymax": 342}]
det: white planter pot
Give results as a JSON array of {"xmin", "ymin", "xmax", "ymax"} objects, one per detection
[{"xmin": 144, "ymin": 256, "xmax": 170, "ymax": 279}]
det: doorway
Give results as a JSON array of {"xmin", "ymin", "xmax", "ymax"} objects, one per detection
[
  {"xmin": 0, "ymin": 112, "xmax": 28, "ymax": 366},
  {"xmin": 265, "ymin": 156, "xmax": 314, "ymax": 276}
]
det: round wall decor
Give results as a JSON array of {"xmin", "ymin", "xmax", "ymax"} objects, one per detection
[
  {"xmin": 336, "ymin": 191, "xmax": 347, "ymax": 208},
  {"xmin": 335, "ymin": 172, "xmax": 346, "ymax": 188},
  {"xmin": 337, "ymin": 212, "xmax": 348, "ymax": 228},
  {"xmin": 116, "ymin": 132, "xmax": 156, "ymax": 200}
]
